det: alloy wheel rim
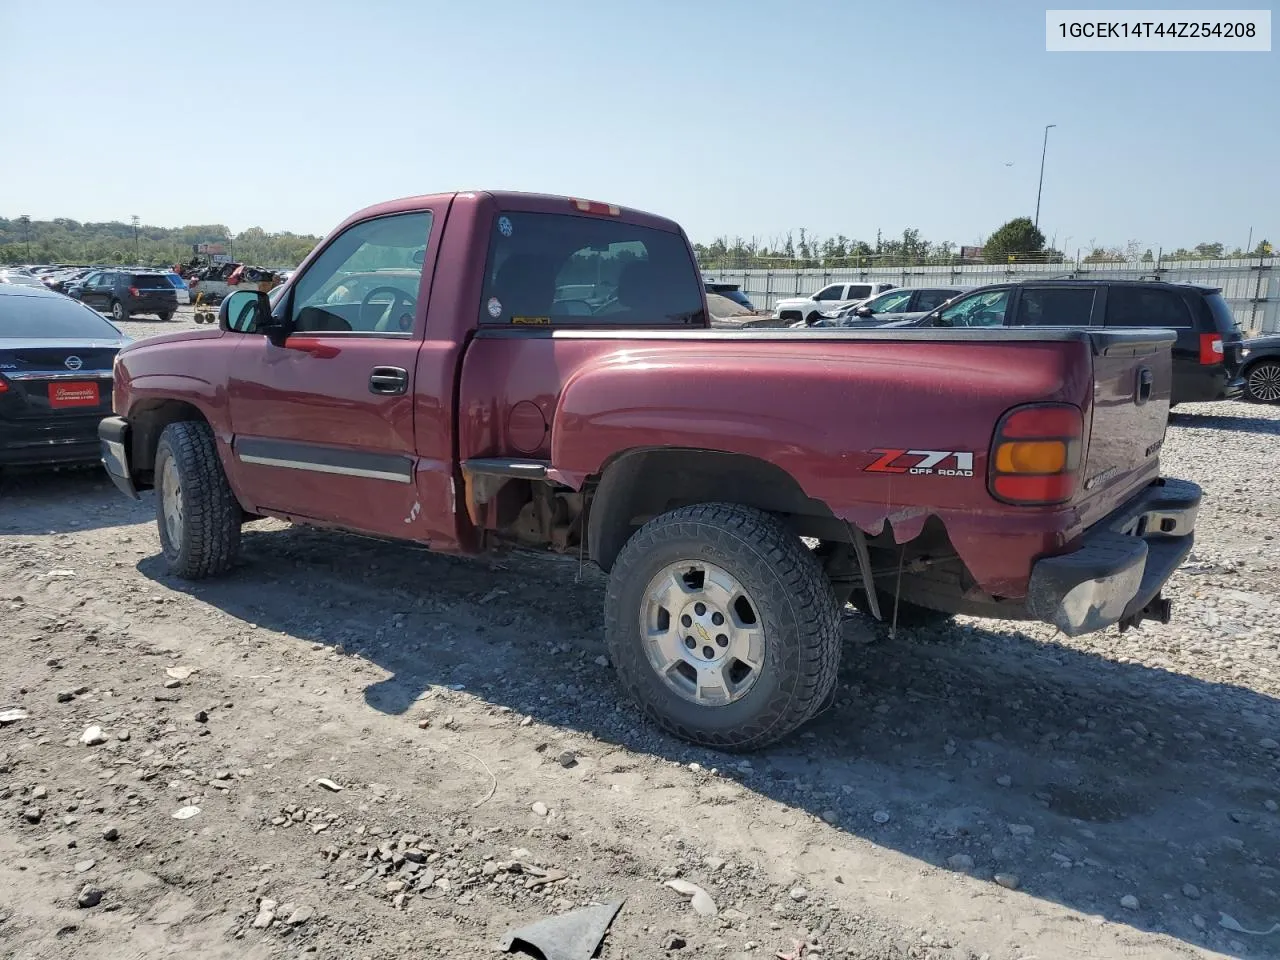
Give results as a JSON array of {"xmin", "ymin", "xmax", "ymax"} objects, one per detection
[
  {"xmin": 160, "ymin": 457, "xmax": 184, "ymax": 548},
  {"xmin": 1249, "ymin": 363, "xmax": 1280, "ymax": 402},
  {"xmin": 639, "ymin": 561, "xmax": 765, "ymax": 706}
]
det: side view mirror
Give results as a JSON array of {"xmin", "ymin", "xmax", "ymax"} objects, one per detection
[
  {"xmin": 219, "ymin": 289, "xmax": 286, "ymax": 345},
  {"xmin": 855, "ymin": 306, "xmax": 873, "ymax": 317}
]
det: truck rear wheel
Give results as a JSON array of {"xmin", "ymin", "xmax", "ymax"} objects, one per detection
[
  {"xmin": 605, "ymin": 502, "xmax": 841, "ymax": 751},
  {"xmin": 154, "ymin": 421, "xmax": 242, "ymax": 579}
]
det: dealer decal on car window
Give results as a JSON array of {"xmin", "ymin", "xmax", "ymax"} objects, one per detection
[{"xmin": 865, "ymin": 449, "xmax": 975, "ymax": 477}]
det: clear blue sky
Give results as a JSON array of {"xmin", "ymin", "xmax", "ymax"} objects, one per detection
[{"xmin": 1, "ymin": 0, "xmax": 1275, "ymax": 253}]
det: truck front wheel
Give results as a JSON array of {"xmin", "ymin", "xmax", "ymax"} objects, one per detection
[
  {"xmin": 605, "ymin": 502, "xmax": 841, "ymax": 751},
  {"xmin": 154, "ymin": 421, "xmax": 242, "ymax": 579}
]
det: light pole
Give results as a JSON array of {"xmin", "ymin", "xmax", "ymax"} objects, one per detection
[
  {"xmin": 131, "ymin": 215, "xmax": 140, "ymax": 264},
  {"xmin": 1034, "ymin": 124, "xmax": 1056, "ymax": 230}
]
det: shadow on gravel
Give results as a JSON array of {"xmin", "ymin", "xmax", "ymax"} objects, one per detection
[
  {"xmin": 0, "ymin": 466, "xmax": 150, "ymax": 534},
  {"xmin": 1170, "ymin": 409, "xmax": 1280, "ymax": 435},
  {"xmin": 143, "ymin": 523, "xmax": 1280, "ymax": 960}
]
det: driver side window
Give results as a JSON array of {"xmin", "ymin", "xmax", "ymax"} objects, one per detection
[
  {"xmin": 289, "ymin": 211, "xmax": 433, "ymax": 336},
  {"xmin": 936, "ymin": 288, "xmax": 1012, "ymax": 328}
]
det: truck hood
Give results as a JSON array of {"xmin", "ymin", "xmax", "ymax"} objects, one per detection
[
  {"xmin": 119, "ymin": 327, "xmax": 225, "ymax": 355},
  {"xmin": 774, "ymin": 296, "xmax": 816, "ymax": 308}
]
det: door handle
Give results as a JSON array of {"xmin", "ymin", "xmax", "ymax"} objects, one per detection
[
  {"xmin": 369, "ymin": 366, "xmax": 408, "ymax": 396},
  {"xmin": 1136, "ymin": 367, "xmax": 1153, "ymax": 405}
]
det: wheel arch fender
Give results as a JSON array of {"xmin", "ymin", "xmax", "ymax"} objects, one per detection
[
  {"xmin": 126, "ymin": 394, "xmax": 217, "ymax": 485},
  {"xmin": 586, "ymin": 446, "xmax": 844, "ymax": 573}
]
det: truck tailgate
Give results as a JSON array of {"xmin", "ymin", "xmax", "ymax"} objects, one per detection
[{"xmin": 1075, "ymin": 329, "xmax": 1176, "ymax": 529}]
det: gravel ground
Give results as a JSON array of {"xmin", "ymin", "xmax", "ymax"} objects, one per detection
[{"xmin": 1, "ymin": 312, "xmax": 1278, "ymax": 960}]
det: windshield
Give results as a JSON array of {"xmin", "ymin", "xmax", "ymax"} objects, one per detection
[
  {"xmin": 865, "ymin": 289, "xmax": 913, "ymax": 312},
  {"xmin": 937, "ymin": 288, "xmax": 1012, "ymax": 327},
  {"xmin": 0, "ymin": 293, "xmax": 122, "ymax": 338}
]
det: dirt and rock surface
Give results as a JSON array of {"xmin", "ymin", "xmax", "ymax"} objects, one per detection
[{"xmin": 1, "ymin": 309, "xmax": 1278, "ymax": 960}]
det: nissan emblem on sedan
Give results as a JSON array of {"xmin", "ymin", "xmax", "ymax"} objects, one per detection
[{"xmin": 65, "ymin": 355, "xmax": 83, "ymax": 371}]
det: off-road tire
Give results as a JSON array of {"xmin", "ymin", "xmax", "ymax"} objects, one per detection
[
  {"xmin": 605, "ymin": 502, "xmax": 841, "ymax": 751},
  {"xmin": 110, "ymin": 300, "xmax": 128, "ymax": 322},
  {"xmin": 157, "ymin": 310, "xmax": 174, "ymax": 321},
  {"xmin": 154, "ymin": 421, "xmax": 241, "ymax": 579}
]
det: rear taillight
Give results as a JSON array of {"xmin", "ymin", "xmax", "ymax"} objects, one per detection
[
  {"xmin": 1199, "ymin": 333, "xmax": 1224, "ymax": 365},
  {"xmin": 989, "ymin": 403, "xmax": 1083, "ymax": 505},
  {"xmin": 0, "ymin": 374, "xmax": 9, "ymax": 394}
]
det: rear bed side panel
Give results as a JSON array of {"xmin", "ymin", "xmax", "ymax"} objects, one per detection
[{"xmin": 459, "ymin": 332, "xmax": 1100, "ymax": 596}]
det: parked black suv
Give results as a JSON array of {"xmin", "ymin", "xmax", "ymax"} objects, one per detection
[
  {"xmin": 892, "ymin": 279, "xmax": 1244, "ymax": 406},
  {"xmin": 69, "ymin": 270, "xmax": 179, "ymax": 322}
]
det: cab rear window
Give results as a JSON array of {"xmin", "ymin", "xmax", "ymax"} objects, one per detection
[{"xmin": 479, "ymin": 212, "xmax": 705, "ymax": 327}]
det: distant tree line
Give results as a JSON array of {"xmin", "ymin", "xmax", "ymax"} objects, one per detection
[
  {"xmin": 696, "ymin": 216, "xmax": 1273, "ymax": 269},
  {"xmin": 0, "ymin": 216, "xmax": 322, "ymax": 268},
  {"xmin": 5, "ymin": 213, "xmax": 1270, "ymax": 272}
]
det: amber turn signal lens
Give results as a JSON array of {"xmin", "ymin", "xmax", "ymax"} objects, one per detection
[{"xmin": 994, "ymin": 440, "xmax": 1067, "ymax": 474}]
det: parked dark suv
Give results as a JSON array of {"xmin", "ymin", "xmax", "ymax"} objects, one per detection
[
  {"xmin": 893, "ymin": 279, "xmax": 1244, "ymax": 406},
  {"xmin": 69, "ymin": 270, "xmax": 179, "ymax": 322}
]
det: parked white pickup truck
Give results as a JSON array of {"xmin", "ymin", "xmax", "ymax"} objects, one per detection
[{"xmin": 773, "ymin": 281, "xmax": 897, "ymax": 325}]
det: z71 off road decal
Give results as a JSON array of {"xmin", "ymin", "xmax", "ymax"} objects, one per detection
[{"xmin": 865, "ymin": 449, "xmax": 975, "ymax": 477}]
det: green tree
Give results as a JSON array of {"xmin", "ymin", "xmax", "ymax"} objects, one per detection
[
  {"xmin": 0, "ymin": 215, "xmax": 320, "ymax": 267},
  {"xmin": 1083, "ymin": 247, "xmax": 1125, "ymax": 263},
  {"xmin": 982, "ymin": 217, "xmax": 1046, "ymax": 263}
]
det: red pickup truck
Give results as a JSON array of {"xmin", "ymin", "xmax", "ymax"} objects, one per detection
[{"xmin": 99, "ymin": 191, "xmax": 1201, "ymax": 750}]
